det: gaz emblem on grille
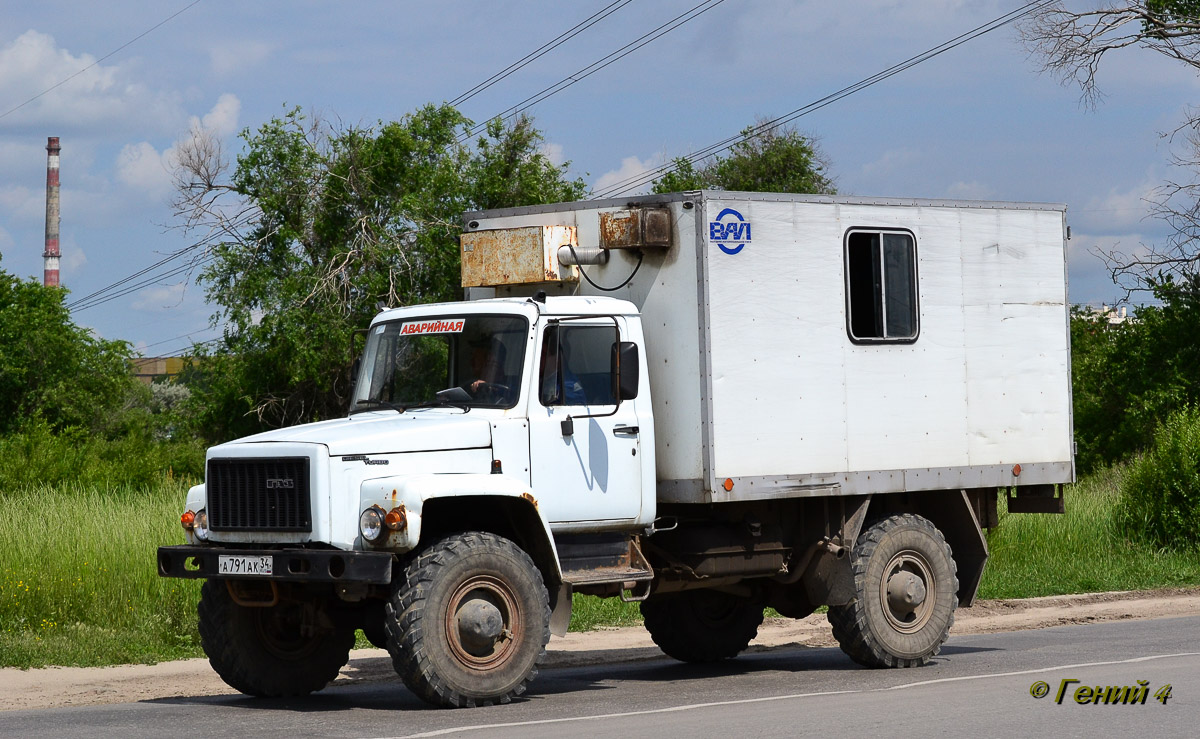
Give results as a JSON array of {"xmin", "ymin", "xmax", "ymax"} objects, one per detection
[{"xmin": 265, "ymin": 478, "xmax": 295, "ymax": 489}]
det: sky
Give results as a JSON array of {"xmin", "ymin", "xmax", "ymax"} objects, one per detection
[{"xmin": 0, "ymin": 0, "xmax": 1194, "ymax": 355}]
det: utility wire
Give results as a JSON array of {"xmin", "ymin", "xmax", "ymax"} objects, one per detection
[
  {"xmin": 66, "ymin": 243, "xmax": 203, "ymax": 309},
  {"xmin": 593, "ymin": 0, "xmax": 1054, "ymax": 197},
  {"xmin": 139, "ymin": 328, "xmax": 219, "ymax": 352},
  {"xmin": 155, "ymin": 336, "xmax": 221, "ymax": 358},
  {"xmin": 448, "ymin": 0, "xmax": 634, "ymax": 108},
  {"xmin": 457, "ymin": 0, "xmax": 729, "ymax": 144},
  {"xmin": 67, "ymin": 1, "xmax": 685, "ymax": 314},
  {"xmin": 70, "ymin": 253, "xmax": 214, "ymax": 312},
  {"xmin": 0, "ymin": 0, "xmax": 203, "ymax": 121}
]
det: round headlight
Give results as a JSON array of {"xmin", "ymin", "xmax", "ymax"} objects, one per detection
[
  {"xmin": 194, "ymin": 509, "xmax": 210, "ymax": 541},
  {"xmin": 359, "ymin": 507, "xmax": 384, "ymax": 542}
]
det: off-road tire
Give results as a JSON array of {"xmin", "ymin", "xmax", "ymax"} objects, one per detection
[
  {"xmin": 197, "ymin": 579, "xmax": 355, "ymax": 697},
  {"xmin": 640, "ymin": 588, "xmax": 765, "ymax": 663},
  {"xmin": 827, "ymin": 514, "xmax": 958, "ymax": 668},
  {"xmin": 385, "ymin": 532, "xmax": 551, "ymax": 708}
]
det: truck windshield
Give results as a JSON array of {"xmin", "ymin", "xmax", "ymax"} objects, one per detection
[{"xmin": 351, "ymin": 314, "xmax": 528, "ymax": 413}]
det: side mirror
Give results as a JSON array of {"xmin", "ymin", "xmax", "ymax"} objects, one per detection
[{"xmin": 612, "ymin": 341, "xmax": 639, "ymax": 401}]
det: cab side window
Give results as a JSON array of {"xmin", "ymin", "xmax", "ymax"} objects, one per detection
[{"xmin": 539, "ymin": 325, "xmax": 617, "ymax": 407}]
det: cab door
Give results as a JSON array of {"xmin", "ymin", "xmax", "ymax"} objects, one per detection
[{"xmin": 527, "ymin": 318, "xmax": 643, "ymax": 525}]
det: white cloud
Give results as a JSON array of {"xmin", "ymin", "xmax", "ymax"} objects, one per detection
[
  {"xmin": 115, "ymin": 94, "xmax": 241, "ymax": 201},
  {"xmin": 0, "ymin": 184, "xmax": 42, "ymax": 222},
  {"xmin": 0, "ymin": 30, "xmax": 180, "ymax": 131},
  {"xmin": 62, "ymin": 243, "xmax": 87, "ymax": 273},
  {"xmin": 131, "ymin": 282, "xmax": 187, "ymax": 311},
  {"xmin": 944, "ymin": 181, "xmax": 997, "ymax": 200},
  {"xmin": 200, "ymin": 93, "xmax": 241, "ymax": 137},
  {"xmin": 861, "ymin": 148, "xmax": 920, "ymax": 179},
  {"xmin": 592, "ymin": 154, "xmax": 664, "ymax": 195},
  {"xmin": 540, "ymin": 142, "xmax": 565, "ymax": 167},
  {"xmin": 209, "ymin": 41, "xmax": 273, "ymax": 77},
  {"xmin": 1076, "ymin": 177, "xmax": 1158, "ymax": 232},
  {"xmin": 116, "ymin": 141, "xmax": 173, "ymax": 199}
]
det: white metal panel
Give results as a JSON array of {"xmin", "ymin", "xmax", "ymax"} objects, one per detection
[
  {"xmin": 960, "ymin": 208, "xmax": 1072, "ymax": 464},
  {"xmin": 704, "ymin": 199, "xmax": 851, "ymax": 478},
  {"xmin": 839, "ymin": 204, "xmax": 971, "ymax": 471}
]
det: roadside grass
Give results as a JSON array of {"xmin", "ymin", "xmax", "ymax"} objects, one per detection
[
  {"xmin": 0, "ymin": 482, "xmax": 203, "ymax": 668},
  {"xmin": 5, "ymin": 464, "xmax": 1200, "ymax": 667},
  {"xmin": 979, "ymin": 464, "xmax": 1200, "ymax": 599}
]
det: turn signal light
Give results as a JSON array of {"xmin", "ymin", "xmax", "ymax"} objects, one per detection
[
  {"xmin": 181, "ymin": 510, "xmax": 196, "ymax": 530},
  {"xmin": 385, "ymin": 506, "xmax": 407, "ymax": 531}
]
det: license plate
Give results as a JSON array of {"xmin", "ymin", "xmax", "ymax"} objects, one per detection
[{"xmin": 218, "ymin": 554, "xmax": 274, "ymax": 576}]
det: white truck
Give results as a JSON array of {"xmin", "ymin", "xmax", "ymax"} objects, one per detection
[{"xmin": 157, "ymin": 191, "xmax": 1074, "ymax": 708}]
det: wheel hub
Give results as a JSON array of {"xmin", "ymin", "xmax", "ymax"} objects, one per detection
[
  {"xmin": 878, "ymin": 549, "xmax": 935, "ymax": 634},
  {"xmin": 886, "ymin": 571, "xmax": 927, "ymax": 611},
  {"xmin": 445, "ymin": 575, "xmax": 521, "ymax": 669},
  {"xmin": 457, "ymin": 599, "xmax": 504, "ymax": 653}
]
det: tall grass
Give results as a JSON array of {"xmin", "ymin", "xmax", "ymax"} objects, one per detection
[
  {"xmin": 979, "ymin": 465, "xmax": 1200, "ymax": 598},
  {"xmin": 0, "ymin": 482, "xmax": 203, "ymax": 668}
]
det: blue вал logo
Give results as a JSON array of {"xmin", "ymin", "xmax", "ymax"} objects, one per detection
[{"xmin": 709, "ymin": 208, "xmax": 751, "ymax": 255}]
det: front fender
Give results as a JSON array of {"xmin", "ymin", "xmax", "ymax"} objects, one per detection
[{"xmin": 358, "ymin": 473, "xmax": 562, "ymax": 581}]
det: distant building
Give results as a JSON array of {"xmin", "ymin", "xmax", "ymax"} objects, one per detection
[
  {"xmin": 1080, "ymin": 304, "xmax": 1132, "ymax": 326},
  {"xmin": 131, "ymin": 356, "xmax": 193, "ymax": 385}
]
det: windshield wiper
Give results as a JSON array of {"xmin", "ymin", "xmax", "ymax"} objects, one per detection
[
  {"xmin": 403, "ymin": 388, "xmax": 472, "ymax": 413},
  {"xmin": 353, "ymin": 398, "xmax": 406, "ymax": 415}
]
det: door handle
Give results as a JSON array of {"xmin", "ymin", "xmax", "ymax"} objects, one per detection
[{"xmin": 613, "ymin": 425, "xmax": 640, "ymax": 437}]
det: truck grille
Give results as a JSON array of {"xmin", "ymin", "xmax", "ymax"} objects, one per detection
[{"xmin": 207, "ymin": 457, "xmax": 312, "ymax": 532}]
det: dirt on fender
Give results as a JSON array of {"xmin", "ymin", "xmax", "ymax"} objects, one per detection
[{"xmin": 3, "ymin": 587, "xmax": 1199, "ymax": 712}]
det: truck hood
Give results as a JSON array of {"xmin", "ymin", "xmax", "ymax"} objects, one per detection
[{"xmin": 224, "ymin": 412, "xmax": 492, "ymax": 456}]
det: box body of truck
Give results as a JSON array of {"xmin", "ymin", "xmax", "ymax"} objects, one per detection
[{"xmin": 462, "ymin": 191, "xmax": 1074, "ymax": 504}]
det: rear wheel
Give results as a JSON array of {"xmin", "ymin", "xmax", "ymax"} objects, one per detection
[
  {"xmin": 827, "ymin": 514, "xmax": 958, "ymax": 668},
  {"xmin": 197, "ymin": 580, "xmax": 354, "ymax": 696},
  {"xmin": 640, "ymin": 588, "xmax": 764, "ymax": 663},
  {"xmin": 385, "ymin": 532, "xmax": 550, "ymax": 708}
]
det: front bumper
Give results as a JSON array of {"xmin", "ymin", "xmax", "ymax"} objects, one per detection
[{"xmin": 156, "ymin": 545, "xmax": 394, "ymax": 584}]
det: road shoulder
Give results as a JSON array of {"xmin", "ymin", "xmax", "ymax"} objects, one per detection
[{"xmin": 3, "ymin": 587, "xmax": 1198, "ymax": 712}]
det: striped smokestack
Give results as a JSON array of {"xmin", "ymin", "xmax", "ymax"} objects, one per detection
[{"xmin": 44, "ymin": 136, "xmax": 61, "ymax": 287}]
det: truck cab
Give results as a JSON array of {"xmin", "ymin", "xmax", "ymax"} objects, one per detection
[{"xmin": 158, "ymin": 294, "xmax": 654, "ymax": 707}]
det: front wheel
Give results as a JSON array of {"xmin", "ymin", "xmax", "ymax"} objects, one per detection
[
  {"xmin": 385, "ymin": 532, "xmax": 550, "ymax": 708},
  {"xmin": 197, "ymin": 580, "xmax": 354, "ymax": 696},
  {"xmin": 827, "ymin": 514, "xmax": 958, "ymax": 668}
]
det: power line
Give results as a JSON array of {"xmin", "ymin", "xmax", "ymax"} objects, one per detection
[
  {"xmin": 139, "ymin": 327, "xmax": 220, "ymax": 352},
  {"xmin": 70, "ymin": 253, "xmax": 214, "ymax": 312},
  {"xmin": 593, "ymin": 0, "xmax": 1054, "ymax": 198},
  {"xmin": 457, "ymin": 0, "xmax": 729, "ymax": 144},
  {"xmin": 0, "ymin": 0, "xmax": 203, "ymax": 122},
  {"xmin": 66, "ymin": 243, "xmax": 203, "ymax": 309},
  {"xmin": 448, "ymin": 0, "xmax": 634, "ymax": 108},
  {"xmin": 65, "ymin": 2, "xmax": 682, "ymax": 315}
]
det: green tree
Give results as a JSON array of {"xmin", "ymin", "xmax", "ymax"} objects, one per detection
[
  {"xmin": 1070, "ymin": 275, "xmax": 1200, "ymax": 472},
  {"xmin": 652, "ymin": 121, "xmax": 836, "ymax": 194},
  {"xmin": 173, "ymin": 104, "xmax": 585, "ymax": 441},
  {"xmin": 0, "ymin": 259, "xmax": 138, "ymax": 436}
]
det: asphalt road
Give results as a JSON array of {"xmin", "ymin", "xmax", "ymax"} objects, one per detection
[{"xmin": 4, "ymin": 616, "xmax": 1197, "ymax": 739}]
